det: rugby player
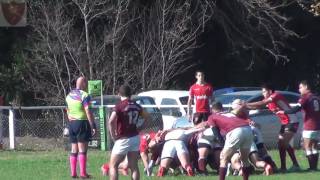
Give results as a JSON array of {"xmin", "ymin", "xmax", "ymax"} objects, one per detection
[
  {"xmin": 246, "ymin": 83, "xmax": 300, "ymax": 171},
  {"xmin": 197, "ymin": 113, "xmax": 253, "ymax": 180},
  {"xmin": 108, "ymin": 85, "xmax": 150, "ymax": 180},
  {"xmin": 278, "ymin": 80, "xmax": 320, "ymax": 170},
  {"xmin": 187, "ymin": 70, "xmax": 213, "ymax": 125},
  {"xmin": 156, "ymin": 128, "xmax": 206, "ymax": 177}
]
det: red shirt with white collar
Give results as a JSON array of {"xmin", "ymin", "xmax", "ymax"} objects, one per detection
[{"xmin": 189, "ymin": 83, "xmax": 213, "ymax": 113}]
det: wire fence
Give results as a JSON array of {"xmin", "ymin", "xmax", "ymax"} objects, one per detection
[
  {"xmin": 0, "ymin": 105, "xmax": 304, "ymax": 151},
  {"xmin": 0, "ymin": 105, "xmax": 164, "ymax": 151}
]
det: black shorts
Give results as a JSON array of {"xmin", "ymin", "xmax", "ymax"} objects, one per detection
[
  {"xmin": 198, "ymin": 143, "xmax": 212, "ymax": 149},
  {"xmin": 279, "ymin": 122, "xmax": 299, "ymax": 134},
  {"xmin": 193, "ymin": 112, "xmax": 210, "ymax": 125},
  {"xmin": 69, "ymin": 120, "xmax": 92, "ymax": 143}
]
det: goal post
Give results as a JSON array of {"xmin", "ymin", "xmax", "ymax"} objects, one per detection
[{"xmin": 88, "ymin": 80, "xmax": 107, "ymax": 151}]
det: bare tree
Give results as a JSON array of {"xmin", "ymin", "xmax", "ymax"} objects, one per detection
[
  {"xmin": 131, "ymin": 0, "xmax": 214, "ymax": 89},
  {"xmin": 297, "ymin": 0, "xmax": 320, "ymax": 16},
  {"xmin": 71, "ymin": 0, "xmax": 113, "ymax": 79},
  {"xmin": 211, "ymin": 0, "xmax": 299, "ymax": 68},
  {"xmin": 22, "ymin": 0, "xmax": 303, "ymax": 105}
]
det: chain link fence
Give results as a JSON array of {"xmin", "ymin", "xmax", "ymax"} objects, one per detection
[
  {"xmin": 0, "ymin": 105, "xmax": 163, "ymax": 151},
  {"xmin": 0, "ymin": 107, "xmax": 67, "ymax": 150},
  {"xmin": 0, "ymin": 105, "xmax": 303, "ymax": 151}
]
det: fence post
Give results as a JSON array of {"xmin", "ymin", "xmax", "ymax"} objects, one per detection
[
  {"xmin": 9, "ymin": 108, "xmax": 15, "ymax": 150},
  {"xmin": 0, "ymin": 109, "xmax": 3, "ymax": 149}
]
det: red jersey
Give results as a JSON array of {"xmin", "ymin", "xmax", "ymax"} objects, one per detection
[
  {"xmin": 299, "ymin": 93, "xmax": 320, "ymax": 130},
  {"xmin": 114, "ymin": 99, "xmax": 143, "ymax": 138},
  {"xmin": 266, "ymin": 92, "xmax": 292, "ymax": 124},
  {"xmin": 206, "ymin": 114, "xmax": 249, "ymax": 134},
  {"xmin": 189, "ymin": 83, "xmax": 213, "ymax": 113},
  {"xmin": 139, "ymin": 131, "xmax": 156, "ymax": 153}
]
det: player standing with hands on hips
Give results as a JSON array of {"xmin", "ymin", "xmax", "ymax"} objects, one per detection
[
  {"xmin": 187, "ymin": 70, "xmax": 213, "ymax": 125},
  {"xmin": 66, "ymin": 77, "xmax": 96, "ymax": 179},
  {"xmin": 108, "ymin": 85, "xmax": 150, "ymax": 180}
]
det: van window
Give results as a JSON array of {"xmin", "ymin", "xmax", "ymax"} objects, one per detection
[
  {"xmin": 134, "ymin": 97, "xmax": 159, "ymax": 113},
  {"xmin": 179, "ymin": 96, "xmax": 189, "ymax": 105},
  {"xmin": 160, "ymin": 98, "xmax": 180, "ymax": 116}
]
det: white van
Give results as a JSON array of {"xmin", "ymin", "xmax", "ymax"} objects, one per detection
[{"xmin": 138, "ymin": 90, "xmax": 189, "ymax": 130}]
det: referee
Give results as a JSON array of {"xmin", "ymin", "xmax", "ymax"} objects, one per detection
[{"xmin": 66, "ymin": 77, "xmax": 96, "ymax": 179}]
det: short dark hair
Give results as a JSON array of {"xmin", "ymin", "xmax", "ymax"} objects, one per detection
[
  {"xmin": 261, "ymin": 83, "xmax": 275, "ymax": 92},
  {"xmin": 195, "ymin": 70, "xmax": 205, "ymax": 76},
  {"xmin": 300, "ymin": 80, "xmax": 312, "ymax": 91},
  {"xmin": 212, "ymin": 101, "xmax": 223, "ymax": 112},
  {"xmin": 118, "ymin": 85, "xmax": 132, "ymax": 97}
]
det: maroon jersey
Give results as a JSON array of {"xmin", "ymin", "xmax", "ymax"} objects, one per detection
[
  {"xmin": 206, "ymin": 114, "xmax": 249, "ymax": 134},
  {"xmin": 189, "ymin": 83, "xmax": 213, "ymax": 113},
  {"xmin": 266, "ymin": 92, "xmax": 292, "ymax": 124},
  {"xmin": 299, "ymin": 93, "xmax": 320, "ymax": 130},
  {"xmin": 114, "ymin": 99, "xmax": 143, "ymax": 138}
]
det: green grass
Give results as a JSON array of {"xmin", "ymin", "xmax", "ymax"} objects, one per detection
[{"xmin": 0, "ymin": 149, "xmax": 320, "ymax": 180}]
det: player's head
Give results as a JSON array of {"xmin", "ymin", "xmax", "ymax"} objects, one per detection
[
  {"xmin": 231, "ymin": 99, "xmax": 248, "ymax": 119},
  {"xmin": 261, "ymin": 83, "xmax": 275, "ymax": 99},
  {"xmin": 118, "ymin": 85, "xmax": 132, "ymax": 98},
  {"xmin": 195, "ymin": 70, "xmax": 205, "ymax": 82},
  {"xmin": 299, "ymin": 80, "xmax": 312, "ymax": 95},
  {"xmin": 212, "ymin": 101, "xmax": 223, "ymax": 113},
  {"xmin": 76, "ymin": 76, "xmax": 87, "ymax": 90}
]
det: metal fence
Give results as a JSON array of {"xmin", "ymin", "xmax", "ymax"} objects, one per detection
[
  {"xmin": 0, "ymin": 105, "xmax": 304, "ymax": 151},
  {"xmin": 0, "ymin": 105, "xmax": 164, "ymax": 151},
  {"xmin": 0, "ymin": 106, "xmax": 67, "ymax": 150}
]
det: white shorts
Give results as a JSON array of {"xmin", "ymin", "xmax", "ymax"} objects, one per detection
[
  {"xmin": 303, "ymin": 130, "xmax": 320, "ymax": 140},
  {"xmin": 111, "ymin": 135, "xmax": 140, "ymax": 155},
  {"xmin": 251, "ymin": 126, "xmax": 264, "ymax": 144},
  {"xmin": 161, "ymin": 140, "xmax": 189, "ymax": 159},
  {"xmin": 224, "ymin": 126, "xmax": 253, "ymax": 151},
  {"xmin": 165, "ymin": 129, "xmax": 187, "ymax": 141}
]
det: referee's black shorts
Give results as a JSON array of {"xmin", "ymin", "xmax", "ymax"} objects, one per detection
[{"xmin": 69, "ymin": 120, "xmax": 92, "ymax": 143}]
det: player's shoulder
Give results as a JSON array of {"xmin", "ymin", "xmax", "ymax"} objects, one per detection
[{"xmin": 78, "ymin": 90, "xmax": 89, "ymax": 97}]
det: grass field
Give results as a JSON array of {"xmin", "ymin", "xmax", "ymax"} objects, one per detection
[{"xmin": 1, "ymin": 149, "xmax": 320, "ymax": 180}]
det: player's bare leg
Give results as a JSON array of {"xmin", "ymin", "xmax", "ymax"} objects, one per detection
[
  {"xmin": 249, "ymin": 153, "xmax": 272, "ymax": 175},
  {"xmin": 219, "ymin": 148, "xmax": 236, "ymax": 180},
  {"xmin": 109, "ymin": 154, "xmax": 126, "ymax": 180},
  {"xmin": 311, "ymin": 139, "xmax": 319, "ymax": 170},
  {"xmin": 230, "ymin": 153, "xmax": 241, "ymax": 172},
  {"xmin": 127, "ymin": 151, "xmax": 140, "ymax": 180},
  {"xmin": 239, "ymin": 148, "xmax": 251, "ymax": 180},
  {"xmin": 278, "ymin": 132, "xmax": 299, "ymax": 171},
  {"xmin": 157, "ymin": 158, "xmax": 172, "ymax": 177},
  {"xmin": 258, "ymin": 145, "xmax": 277, "ymax": 170},
  {"xmin": 177, "ymin": 152, "xmax": 194, "ymax": 176},
  {"xmin": 198, "ymin": 147, "xmax": 210, "ymax": 174}
]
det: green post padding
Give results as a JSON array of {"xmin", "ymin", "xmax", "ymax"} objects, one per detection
[
  {"xmin": 99, "ymin": 107, "xmax": 107, "ymax": 151},
  {"xmin": 88, "ymin": 80, "xmax": 107, "ymax": 151},
  {"xmin": 88, "ymin": 80, "xmax": 102, "ymax": 97}
]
